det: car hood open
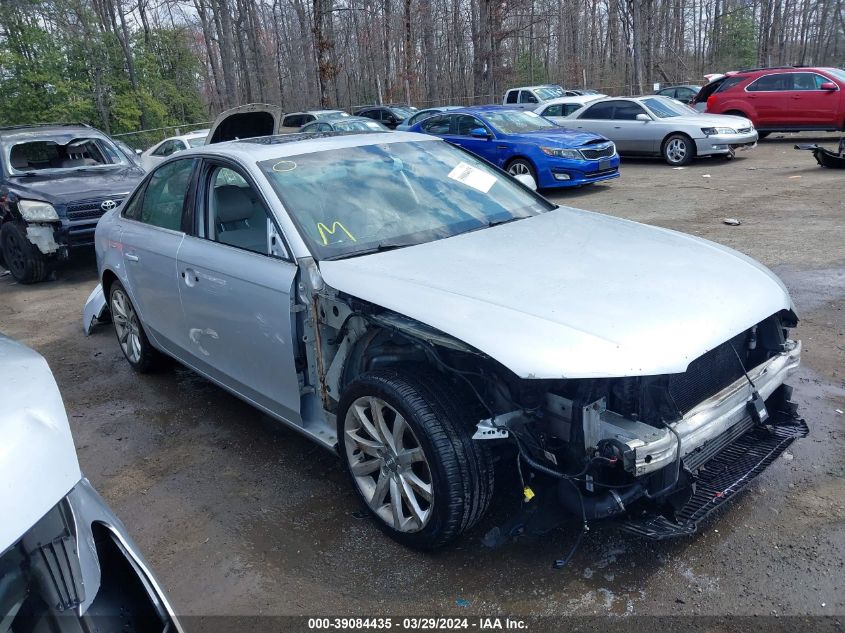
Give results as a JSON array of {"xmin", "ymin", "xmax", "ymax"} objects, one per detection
[
  {"xmin": 0, "ymin": 335, "xmax": 81, "ymax": 552},
  {"xmin": 319, "ymin": 207, "xmax": 793, "ymax": 379}
]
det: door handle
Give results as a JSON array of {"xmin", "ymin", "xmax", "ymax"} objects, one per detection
[{"xmin": 125, "ymin": 253, "xmax": 139, "ymax": 262}]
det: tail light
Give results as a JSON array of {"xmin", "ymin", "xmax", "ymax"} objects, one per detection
[{"xmin": 706, "ymin": 95, "xmax": 716, "ymax": 112}]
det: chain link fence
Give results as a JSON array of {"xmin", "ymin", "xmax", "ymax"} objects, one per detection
[{"xmin": 111, "ymin": 121, "xmax": 212, "ymax": 151}]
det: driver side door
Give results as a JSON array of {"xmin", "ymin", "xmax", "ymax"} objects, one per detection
[
  {"xmin": 441, "ymin": 115, "xmax": 500, "ymax": 166},
  {"xmin": 176, "ymin": 159, "xmax": 302, "ymax": 424}
]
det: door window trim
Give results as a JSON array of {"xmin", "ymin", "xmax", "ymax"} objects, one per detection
[
  {"xmin": 194, "ymin": 156, "xmax": 294, "ymax": 261},
  {"xmin": 120, "ymin": 158, "xmax": 198, "ymax": 236}
]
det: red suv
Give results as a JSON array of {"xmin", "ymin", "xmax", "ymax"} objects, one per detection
[{"xmin": 694, "ymin": 66, "xmax": 845, "ymax": 137}]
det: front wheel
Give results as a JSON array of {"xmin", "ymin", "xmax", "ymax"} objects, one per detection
[
  {"xmin": 506, "ymin": 158, "xmax": 537, "ymax": 182},
  {"xmin": 109, "ymin": 280, "xmax": 160, "ymax": 372},
  {"xmin": 662, "ymin": 134, "xmax": 695, "ymax": 166},
  {"xmin": 0, "ymin": 222, "xmax": 48, "ymax": 284},
  {"xmin": 337, "ymin": 369, "xmax": 494, "ymax": 550}
]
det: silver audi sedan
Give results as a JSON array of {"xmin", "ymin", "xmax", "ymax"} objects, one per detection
[
  {"xmin": 85, "ymin": 131, "xmax": 805, "ymax": 549},
  {"xmin": 558, "ymin": 95, "xmax": 758, "ymax": 165}
]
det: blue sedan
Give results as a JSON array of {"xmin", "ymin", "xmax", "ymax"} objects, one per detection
[{"xmin": 408, "ymin": 106, "xmax": 620, "ymax": 188}]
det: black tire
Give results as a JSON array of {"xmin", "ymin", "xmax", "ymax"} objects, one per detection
[
  {"xmin": 506, "ymin": 158, "xmax": 537, "ymax": 183},
  {"xmin": 662, "ymin": 133, "xmax": 695, "ymax": 166},
  {"xmin": 108, "ymin": 280, "xmax": 161, "ymax": 373},
  {"xmin": 757, "ymin": 131, "xmax": 771, "ymax": 139},
  {"xmin": 337, "ymin": 368, "xmax": 494, "ymax": 550},
  {"xmin": 0, "ymin": 221, "xmax": 48, "ymax": 284}
]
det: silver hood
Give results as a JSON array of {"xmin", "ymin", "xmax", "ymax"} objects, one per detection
[
  {"xmin": 669, "ymin": 113, "xmax": 753, "ymax": 129},
  {"xmin": 0, "ymin": 335, "xmax": 81, "ymax": 552},
  {"xmin": 319, "ymin": 207, "xmax": 793, "ymax": 379}
]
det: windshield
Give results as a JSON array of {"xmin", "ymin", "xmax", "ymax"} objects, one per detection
[
  {"xmin": 391, "ymin": 107, "xmax": 415, "ymax": 120},
  {"xmin": 823, "ymin": 68, "xmax": 845, "ymax": 83},
  {"xmin": 258, "ymin": 140, "xmax": 551, "ymax": 260},
  {"xmin": 535, "ymin": 86, "xmax": 564, "ymax": 100},
  {"xmin": 484, "ymin": 110, "xmax": 557, "ymax": 134},
  {"xmin": 335, "ymin": 119, "xmax": 387, "ymax": 132},
  {"xmin": 6, "ymin": 136, "xmax": 129, "ymax": 174},
  {"xmin": 641, "ymin": 97, "xmax": 695, "ymax": 118}
]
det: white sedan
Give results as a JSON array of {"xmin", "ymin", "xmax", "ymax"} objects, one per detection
[{"xmin": 140, "ymin": 129, "xmax": 209, "ymax": 170}]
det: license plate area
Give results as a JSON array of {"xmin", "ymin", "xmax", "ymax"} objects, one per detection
[{"xmin": 599, "ymin": 158, "xmax": 612, "ymax": 170}]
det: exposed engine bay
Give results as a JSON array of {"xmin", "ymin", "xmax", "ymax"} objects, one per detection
[{"xmin": 298, "ymin": 266, "xmax": 807, "ymax": 540}]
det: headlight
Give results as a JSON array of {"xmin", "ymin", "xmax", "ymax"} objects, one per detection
[
  {"xmin": 701, "ymin": 127, "xmax": 737, "ymax": 135},
  {"xmin": 540, "ymin": 146, "xmax": 582, "ymax": 159},
  {"xmin": 18, "ymin": 200, "xmax": 59, "ymax": 222}
]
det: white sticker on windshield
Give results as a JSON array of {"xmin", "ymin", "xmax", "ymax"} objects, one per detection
[{"xmin": 447, "ymin": 161, "xmax": 497, "ymax": 193}]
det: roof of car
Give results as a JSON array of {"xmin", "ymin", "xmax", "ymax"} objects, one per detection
[
  {"xmin": 0, "ymin": 123, "xmax": 101, "ymax": 140},
  {"xmin": 538, "ymin": 94, "xmax": 603, "ymax": 106},
  {"xmin": 185, "ymin": 131, "xmax": 437, "ymax": 162}
]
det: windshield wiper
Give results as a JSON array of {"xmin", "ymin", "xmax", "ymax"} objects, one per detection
[
  {"xmin": 322, "ymin": 240, "xmax": 417, "ymax": 260},
  {"xmin": 486, "ymin": 216, "xmax": 526, "ymax": 228}
]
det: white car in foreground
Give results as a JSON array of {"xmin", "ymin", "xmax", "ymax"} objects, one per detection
[
  {"xmin": 0, "ymin": 334, "xmax": 180, "ymax": 631},
  {"xmin": 140, "ymin": 129, "xmax": 209, "ymax": 170},
  {"xmin": 84, "ymin": 123, "xmax": 807, "ymax": 550}
]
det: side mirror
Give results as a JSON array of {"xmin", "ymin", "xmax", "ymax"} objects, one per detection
[
  {"xmin": 820, "ymin": 81, "xmax": 838, "ymax": 91},
  {"xmin": 635, "ymin": 113, "xmax": 651, "ymax": 122},
  {"xmin": 135, "ymin": 149, "xmax": 142, "ymax": 155},
  {"xmin": 470, "ymin": 127, "xmax": 490, "ymax": 139},
  {"xmin": 514, "ymin": 173, "xmax": 537, "ymax": 191}
]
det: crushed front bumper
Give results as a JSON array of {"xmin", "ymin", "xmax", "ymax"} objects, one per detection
[{"xmin": 592, "ymin": 341, "xmax": 802, "ymax": 477}]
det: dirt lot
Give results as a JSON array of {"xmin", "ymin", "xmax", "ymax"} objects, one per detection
[{"xmin": 1, "ymin": 134, "xmax": 844, "ymax": 620}]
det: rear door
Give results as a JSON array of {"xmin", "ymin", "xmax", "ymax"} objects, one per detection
[
  {"xmin": 119, "ymin": 158, "xmax": 197, "ymax": 355},
  {"xmin": 744, "ymin": 73, "xmax": 796, "ymax": 127},
  {"xmin": 571, "ymin": 100, "xmax": 619, "ymax": 146},
  {"xmin": 207, "ymin": 103, "xmax": 283, "ymax": 144},
  {"xmin": 176, "ymin": 159, "xmax": 301, "ymax": 424}
]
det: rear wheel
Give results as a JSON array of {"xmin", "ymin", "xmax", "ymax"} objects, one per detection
[
  {"xmin": 662, "ymin": 133, "xmax": 695, "ymax": 166},
  {"xmin": 0, "ymin": 222, "xmax": 48, "ymax": 284},
  {"xmin": 109, "ymin": 280, "xmax": 160, "ymax": 372},
  {"xmin": 337, "ymin": 369, "xmax": 494, "ymax": 550}
]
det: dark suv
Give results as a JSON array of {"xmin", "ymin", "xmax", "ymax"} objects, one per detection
[
  {"xmin": 695, "ymin": 66, "xmax": 845, "ymax": 136},
  {"xmin": 0, "ymin": 124, "xmax": 144, "ymax": 283}
]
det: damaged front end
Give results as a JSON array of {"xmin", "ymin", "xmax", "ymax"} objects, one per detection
[{"xmin": 470, "ymin": 310, "xmax": 807, "ymax": 539}]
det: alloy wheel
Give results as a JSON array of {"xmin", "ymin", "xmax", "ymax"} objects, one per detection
[
  {"xmin": 344, "ymin": 396, "xmax": 434, "ymax": 533},
  {"xmin": 508, "ymin": 162, "xmax": 531, "ymax": 176},
  {"xmin": 111, "ymin": 288, "xmax": 142, "ymax": 364},
  {"xmin": 666, "ymin": 138, "xmax": 688, "ymax": 163}
]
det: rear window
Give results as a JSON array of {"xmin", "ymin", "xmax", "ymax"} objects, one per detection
[{"xmin": 6, "ymin": 136, "xmax": 128, "ymax": 173}]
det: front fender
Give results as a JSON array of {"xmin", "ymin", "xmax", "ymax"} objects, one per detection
[{"xmin": 82, "ymin": 284, "xmax": 108, "ymax": 335}]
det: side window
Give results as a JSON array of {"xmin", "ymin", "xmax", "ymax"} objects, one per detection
[
  {"xmin": 747, "ymin": 74, "xmax": 791, "ymax": 91},
  {"xmin": 137, "ymin": 159, "xmax": 195, "ymax": 230},
  {"xmin": 206, "ymin": 165, "xmax": 271, "ymax": 255},
  {"xmin": 562, "ymin": 104, "xmax": 581, "ymax": 116},
  {"xmin": 792, "ymin": 73, "xmax": 826, "ymax": 90},
  {"xmin": 282, "ymin": 115, "xmax": 301, "ymax": 127},
  {"xmin": 360, "ymin": 110, "xmax": 376, "ymax": 121},
  {"xmin": 317, "ymin": 123, "xmax": 332, "ymax": 132},
  {"xmin": 152, "ymin": 140, "xmax": 174, "ymax": 157},
  {"xmin": 612, "ymin": 102, "xmax": 648, "ymax": 120},
  {"xmin": 302, "ymin": 115, "xmax": 316, "ymax": 124},
  {"xmin": 542, "ymin": 104, "xmax": 563, "ymax": 117},
  {"xmin": 173, "ymin": 140, "xmax": 187, "ymax": 152},
  {"xmin": 121, "ymin": 185, "xmax": 146, "ymax": 221},
  {"xmin": 505, "ymin": 91, "xmax": 519, "ymax": 104},
  {"xmin": 455, "ymin": 115, "xmax": 486, "ymax": 136},
  {"xmin": 580, "ymin": 101, "xmax": 615, "ymax": 119},
  {"xmin": 520, "ymin": 90, "xmax": 538, "ymax": 104},
  {"xmin": 676, "ymin": 88, "xmax": 695, "ymax": 100},
  {"xmin": 420, "ymin": 114, "xmax": 451, "ymax": 135}
]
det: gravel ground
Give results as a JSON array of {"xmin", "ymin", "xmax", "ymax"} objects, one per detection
[{"xmin": 1, "ymin": 133, "xmax": 843, "ymax": 620}]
